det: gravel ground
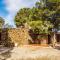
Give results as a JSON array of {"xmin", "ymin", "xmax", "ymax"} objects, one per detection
[{"xmin": 5, "ymin": 45, "xmax": 60, "ymax": 60}]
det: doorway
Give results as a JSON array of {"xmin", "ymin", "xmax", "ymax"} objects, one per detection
[
  {"xmin": 48, "ymin": 35, "xmax": 51, "ymax": 44},
  {"xmin": 0, "ymin": 33, "xmax": 1, "ymax": 41},
  {"xmin": 56, "ymin": 34, "xmax": 60, "ymax": 42}
]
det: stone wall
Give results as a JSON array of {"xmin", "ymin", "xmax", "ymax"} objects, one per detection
[
  {"xmin": 1, "ymin": 29, "xmax": 8, "ymax": 45},
  {"xmin": 0, "ymin": 28, "xmax": 51, "ymax": 46},
  {"xmin": 2, "ymin": 27, "xmax": 60, "ymax": 46},
  {"xmin": 8, "ymin": 27, "xmax": 32, "ymax": 46}
]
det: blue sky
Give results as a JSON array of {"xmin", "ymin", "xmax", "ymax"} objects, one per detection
[
  {"xmin": 0, "ymin": 0, "xmax": 38, "ymax": 27},
  {"xmin": 0, "ymin": 0, "xmax": 8, "ymax": 16}
]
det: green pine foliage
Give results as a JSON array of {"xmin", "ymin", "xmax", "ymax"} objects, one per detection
[{"xmin": 15, "ymin": 0, "xmax": 60, "ymax": 34}]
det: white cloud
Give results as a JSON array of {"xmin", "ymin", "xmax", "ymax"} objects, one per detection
[
  {"xmin": 4, "ymin": 0, "xmax": 38, "ymax": 27},
  {"xmin": 6, "ymin": 0, "xmax": 38, "ymax": 13}
]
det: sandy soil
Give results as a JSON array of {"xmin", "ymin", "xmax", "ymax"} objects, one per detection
[{"xmin": 6, "ymin": 45, "xmax": 60, "ymax": 60}]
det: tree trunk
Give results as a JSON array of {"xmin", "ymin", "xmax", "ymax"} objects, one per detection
[{"xmin": 51, "ymin": 32, "xmax": 57, "ymax": 47}]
